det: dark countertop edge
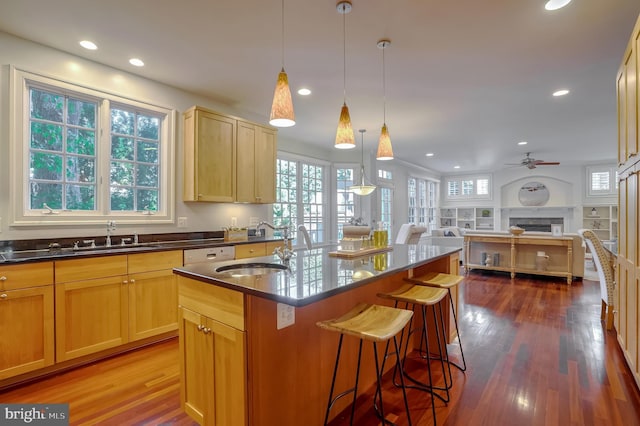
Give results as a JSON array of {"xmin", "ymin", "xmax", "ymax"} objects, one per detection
[
  {"xmin": 0, "ymin": 237, "xmax": 284, "ymax": 264},
  {"xmin": 173, "ymin": 248, "xmax": 460, "ymax": 308}
]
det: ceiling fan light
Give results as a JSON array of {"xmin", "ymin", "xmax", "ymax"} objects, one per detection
[
  {"xmin": 376, "ymin": 124, "xmax": 393, "ymax": 160},
  {"xmin": 269, "ymin": 69, "xmax": 295, "ymax": 127},
  {"xmin": 335, "ymin": 103, "xmax": 356, "ymax": 149}
]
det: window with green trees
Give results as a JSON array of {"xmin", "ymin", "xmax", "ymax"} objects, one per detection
[{"xmin": 11, "ymin": 67, "xmax": 174, "ymax": 225}]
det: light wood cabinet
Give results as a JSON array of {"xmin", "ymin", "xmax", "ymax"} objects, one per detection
[
  {"xmin": 183, "ymin": 106, "xmax": 237, "ymax": 202},
  {"xmin": 236, "ymin": 121, "xmax": 276, "ymax": 203},
  {"xmin": 55, "ymin": 256, "xmax": 129, "ymax": 361},
  {"xmin": 0, "ymin": 262, "xmax": 54, "ymax": 380},
  {"xmin": 235, "ymin": 242, "xmax": 267, "ymax": 259},
  {"xmin": 55, "ymin": 251, "xmax": 182, "ymax": 361},
  {"xmin": 183, "ymin": 106, "xmax": 277, "ymax": 204},
  {"xmin": 178, "ymin": 276, "xmax": 247, "ymax": 426},
  {"xmin": 616, "ymin": 13, "xmax": 640, "ymax": 390},
  {"xmin": 127, "ymin": 251, "xmax": 182, "ymax": 341}
]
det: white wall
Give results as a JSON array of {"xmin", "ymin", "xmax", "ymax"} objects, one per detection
[
  {"xmin": 440, "ymin": 163, "xmax": 617, "ymax": 233},
  {"xmin": 0, "ymin": 32, "xmax": 271, "ymax": 241}
]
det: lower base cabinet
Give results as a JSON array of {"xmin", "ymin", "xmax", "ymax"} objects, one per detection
[
  {"xmin": 178, "ymin": 276, "xmax": 247, "ymax": 426},
  {"xmin": 179, "ymin": 307, "xmax": 246, "ymax": 426},
  {"xmin": 0, "ymin": 285, "xmax": 54, "ymax": 380}
]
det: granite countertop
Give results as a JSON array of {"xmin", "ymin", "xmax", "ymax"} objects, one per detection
[
  {"xmin": 0, "ymin": 236, "xmax": 280, "ymax": 264},
  {"xmin": 173, "ymin": 244, "xmax": 461, "ymax": 307}
]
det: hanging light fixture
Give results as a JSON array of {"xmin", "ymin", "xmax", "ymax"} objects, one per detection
[
  {"xmin": 376, "ymin": 39, "xmax": 394, "ymax": 160},
  {"xmin": 349, "ymin": 129, "xmax": 376, "ymax": 196},
  {"xmin": 335, "ymin": 1, "xmax": 356, "ymax": 149},
  {"xmin": 269, "ymin": 0, "xmax": 295, "ymax": 127}
]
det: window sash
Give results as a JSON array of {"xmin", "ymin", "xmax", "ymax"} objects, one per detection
[{"xmin": 10, "ymin": 66, "xmax": 175, "ymax": 226}]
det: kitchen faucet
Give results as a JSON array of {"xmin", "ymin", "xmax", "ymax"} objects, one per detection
[
  {"xmin": 256, "ymin": 221, "xmax": 294, "ymax": 262},
  {"xmin": 106, "ymin": 220, "xmax": 116, "ymax": 247}
]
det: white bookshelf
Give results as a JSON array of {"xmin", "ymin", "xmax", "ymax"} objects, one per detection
[
  {"xmin": 582, "ymin": 205, "xmax": 617, "ymax": 242},
  {"xmin": 439, "ymin": 207, "xmax": 495, "ymax": 231}
]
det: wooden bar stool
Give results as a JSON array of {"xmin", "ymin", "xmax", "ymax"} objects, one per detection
[
  {"xmin": 405, "ymin": 272, "xmax": 466, "ymax": 373},
  {"xmin": 317, "ymin": 303, "xmax": 414, "ymax": 426},
  {"xmin": 378, "ymin": 284, "xmax": 451, "ymax": 425}
]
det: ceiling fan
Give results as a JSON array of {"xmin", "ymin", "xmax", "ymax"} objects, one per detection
[{"xmin": 506, "ymin": 152, "xmax": 560, "ymax": 169}]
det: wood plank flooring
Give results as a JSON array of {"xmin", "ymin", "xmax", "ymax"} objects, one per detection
[{"xmin": 2, "ymin": 272, "xmax": 640, "ymax": 425}]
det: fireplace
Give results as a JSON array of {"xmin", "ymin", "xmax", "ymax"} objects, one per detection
[{"xmin": 509, "ymin": 217, "xmax": 563, "ymax": 232}]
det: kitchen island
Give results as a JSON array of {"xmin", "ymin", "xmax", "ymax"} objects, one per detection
[{"xmin": 173, "ymin": 243, "xmax": 461, "ymax": 426}]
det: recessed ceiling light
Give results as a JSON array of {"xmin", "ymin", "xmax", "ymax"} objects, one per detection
[
  {"xmin": 425, "ymin": 153, "xmax": 434, "ymax": 157},
  {"xmin": 129, "ymin": 58, "xmax": 144, "ymax": 67},
  {"xmin": 518, "ymin": 141, "xmax": 528, "ymax": 145},
  {"xmin": 553, "ymin": 89, "xmax": 570, "ymax": 97},
  {"xmin": 79, "ymin": 40, "xmax": 97, "ymax": 50},
  {"xmin": 454, "ymin": 165, "xmax": 460, "ymax": 169},
  {"xmin": 545, "ymin": 0, "xmax": 572, "ymax": 11},
  {"xmin": 297, "ymin": 88, "xmax": 311, "ymax": 96}
]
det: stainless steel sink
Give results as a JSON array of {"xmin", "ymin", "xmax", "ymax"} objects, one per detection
[{"xmin": 215, "ymin": 262, "xmax": 289, "ymax": 276}]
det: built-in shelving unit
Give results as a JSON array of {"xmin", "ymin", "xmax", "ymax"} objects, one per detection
[
  {"xmin": 439, "ymin": 207, "xmax": 494, "ymax": 231},
  {"xmin": 582, "ymin": 205, "xmax": 617, "ymax": 242}
]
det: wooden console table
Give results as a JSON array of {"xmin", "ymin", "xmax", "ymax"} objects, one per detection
[{"xmin": 464, "ymin": 234, "xmax": 574, "ymax": 284}]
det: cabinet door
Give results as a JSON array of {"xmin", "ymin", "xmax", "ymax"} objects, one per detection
[
  {"xmin": 0, "ymin": 285, "xmax": 54, "ymax": 380},
  {"xmin": 236, "ymin": 122, "xmax": 277, "ymax": 204},
  {"xmin": 184, "ymin": 108, "xmax": 236, "ymax": 202},
  {"xmin": 236, "ymin": 121, "xmax": 257, "ymax": 203},
  {"xmin": 179, "ymin": 307, "xmax": 213, "ymax": 425},
  {"xmin": 235, "ymin": 242, "xmax": 266, "ymax": 259},
  {"xmin": 55, "ymin": 276, "xmax": 128, "ymax": 361},
  {"xmin": 626, "ymin": 45, "xmax": 638, "ymax": 159},
  {"xmin": 128, "ymin": 269, "xmax": 178, "ymax": 341},
  {"xmin": 254, "ymin": 125, "xmax": 277, "ymax": 203},
  {"xmin": 179, "ymin": 307, "xmax": 247, "ymax": 426}
]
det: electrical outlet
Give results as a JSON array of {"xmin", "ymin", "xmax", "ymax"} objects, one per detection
[
  {"xmin": 276, "ymin": 303, "xmax": 295, "ymax": 329},
  {"xmin": 177, "ymin": 217, "xmax": 188, "ymax": 228},
  {"xmin": 231, "ymin": 216, "xmax": 237, "ymax": 227}
]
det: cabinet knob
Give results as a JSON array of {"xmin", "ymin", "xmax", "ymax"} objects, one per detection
[
  {"xmin": 249, "ymin": 249, "xmax": 255, "ymax": 253},
  {"xmin": 123, "ymin": 280, "xmax": 128, "ymax": 285},
  {"xmin": 197, "ymin": 324, "xmax": 204, "ymax": 331},
  {"xmin": 203, "ymin": 327, "xmax": 211, "ymax": 334},
  {"xmin": 0, "ymin": 293, "xmax": 7, "ymax": 299},
  {"xmin": 0, "ymin": 276, "xmax": 6, "ymax": 281},
  {"xmin": 130, "ymin": 279, "xmax": 135, "ymax": 284}
]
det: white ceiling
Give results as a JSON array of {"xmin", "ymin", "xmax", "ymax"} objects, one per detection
[{"xmin": 1, "ymin": 0, "xmax": 639, "ymax": 174}]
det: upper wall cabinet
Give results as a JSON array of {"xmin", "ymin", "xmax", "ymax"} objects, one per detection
[
  {"xmin": 236, "ymin": 120, "xmax": 277, "ymax": 203},
  {"xmin": 183, "ymin": 106, "xmax": 277, "ymax": 203},
  {"xmin": 617, "ymin": 21, "xmax": 640, "ymax": 166}
]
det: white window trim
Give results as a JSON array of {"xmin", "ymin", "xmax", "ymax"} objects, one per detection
[
  {"xmin": 444, "ymin": 174, "xmax": 492, "ymax": 201},
  {"xmin": 586, "ymin": 165, "xmax": 617, "ymax": 197},
  {"xmin": 9, "ymin": 66, "xmax": 176, "ymax": 226}
]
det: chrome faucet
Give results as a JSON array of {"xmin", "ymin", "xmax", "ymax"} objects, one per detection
[
  {"xmin": 256, "ymin": 221, "xmax": 294, "ymax": 262},
  {"xmin": 106, "ymin": 220, "xmax": 116, "ymax": 247}
]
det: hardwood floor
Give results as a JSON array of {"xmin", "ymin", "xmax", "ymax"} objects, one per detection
[{"xmin": 2, "ymin": 272, "xmax": 639, "ymax": 425}]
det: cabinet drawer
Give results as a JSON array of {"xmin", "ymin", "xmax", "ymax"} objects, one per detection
[
  {"xmin": 55, "ymin": 256, "xmax": 127, "ymax": 283},
  {"xmin": 178, "ymin": 276, "xmax": 245, "ymax": 331},
  {"xmin": 235, "ymin": 243, "xmax": 266, "ymax": 259},
  {"xmin": 128, "ymin": 250, "xmax": 183, "ymax": 274},
  {"xmin": 0, "ymin": 262, "xmax": 53, "ymax": 291}
]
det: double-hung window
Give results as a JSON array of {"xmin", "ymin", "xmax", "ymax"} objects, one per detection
[{"xmin": 10, "ymin": 67, "xmax": 175, "ymax": 225}]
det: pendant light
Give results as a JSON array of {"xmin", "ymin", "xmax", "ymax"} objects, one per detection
[
  {"xmin": 376, "ymin": 39, "xmax": 394, "ymax": 160},
  {"xmin": 269, "ymin": 0, "xmax": 295, "ymax": 127},
  {"xmin": 335, "ymin": 1, "xmax": 355, "ymax": 149},
  {"xmin": 349, "ymin": 129, "xmax": 376, "ymax": 196}
]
